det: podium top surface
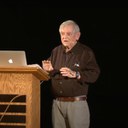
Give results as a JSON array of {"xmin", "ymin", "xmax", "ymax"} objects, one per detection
[{"xmin": 0, "ymin": 66, "xmax": 50, "ymax": 81}]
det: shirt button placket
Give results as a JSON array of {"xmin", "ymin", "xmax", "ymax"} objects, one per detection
[{"xmin": 59, "ymin": 81, "xmax": 63, "ymax": 94}]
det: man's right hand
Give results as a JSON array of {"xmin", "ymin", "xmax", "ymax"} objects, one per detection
[{"xmin": 42, "ymin": 60, "xmax": 53, "ymax": 71}]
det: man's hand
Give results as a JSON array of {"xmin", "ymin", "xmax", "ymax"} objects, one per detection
[
  {"xmin": 42, "ymin": 60, "xmax": 53, "ymax": 71},
  {"xmin": 60, "ymin": 67, "xmax": 76, "ymax": 78}
]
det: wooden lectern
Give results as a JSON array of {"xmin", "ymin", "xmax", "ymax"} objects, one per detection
[{"xmin": 0, "ymin": 66, "xmax": 50, "ymax": 128}]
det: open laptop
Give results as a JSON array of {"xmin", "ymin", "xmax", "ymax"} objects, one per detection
[{"xmin": 0, "ymin": 50, "xmax": 27, "ymax": 66}]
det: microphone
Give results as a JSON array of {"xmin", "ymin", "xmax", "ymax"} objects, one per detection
[{"xmin": 74, "ymin": 63, "xmax": 80, "ymax": 68}]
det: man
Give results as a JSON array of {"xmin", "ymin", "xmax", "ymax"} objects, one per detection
[{"xmin": 42, "ymin": 20, "xmax": 100, "ymax": 128}]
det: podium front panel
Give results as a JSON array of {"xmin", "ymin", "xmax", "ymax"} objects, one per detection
[{"xmin": 0, "ymin": 73, "xmax": 40, "ymax": 128}]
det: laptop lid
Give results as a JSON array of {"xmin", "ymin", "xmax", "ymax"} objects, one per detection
[{"xmin": 0, "ymin": 50, "xmax": 27, "ymax": 66}]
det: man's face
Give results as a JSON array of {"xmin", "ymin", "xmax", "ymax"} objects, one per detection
[{"xmin": 60, "ymin": 25, "xmax": 80, "ymax": 49}]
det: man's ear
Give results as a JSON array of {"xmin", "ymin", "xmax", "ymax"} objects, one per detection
[{"xmin": 76, "ymin": 32, "xmax": 81, "ymax": 41}]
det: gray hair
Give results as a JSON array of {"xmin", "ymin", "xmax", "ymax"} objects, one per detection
[{"xmin": 59, "ymin": 20, "xmax": 80, "ymax": 34}]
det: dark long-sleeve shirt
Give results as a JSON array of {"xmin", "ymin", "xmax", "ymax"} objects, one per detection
[{"xmin": 48, "ymin": 42, "xmax": 100, "ymax": 97}]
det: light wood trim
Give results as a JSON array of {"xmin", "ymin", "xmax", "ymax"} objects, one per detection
[{"xmin": 0, "ymin": 66, "xmax": 50, "ymax": 81}]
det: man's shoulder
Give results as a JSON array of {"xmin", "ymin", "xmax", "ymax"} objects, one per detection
[
  {"xmin": 52, "ymin": 44, "xmax": 63, "ymax": 52},
  {"xmin": 78, "ymin": 42, "xmax": 92, "ymax": 51}
]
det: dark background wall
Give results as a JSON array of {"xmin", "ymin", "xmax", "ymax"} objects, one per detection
[{"xmin": 0, "ymin": 2, "xmax": 127, "ymax": 128}]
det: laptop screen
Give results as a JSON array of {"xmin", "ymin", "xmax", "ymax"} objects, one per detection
[{"xmin": 0, "ymin": 50, "xmax": 27, "ymax": 66}]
